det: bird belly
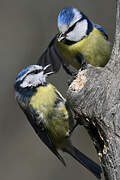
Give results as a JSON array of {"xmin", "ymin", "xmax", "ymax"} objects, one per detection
[
  {"xmin": 46, "ymin": 104, "xmax": 70, "ymax": 148},
  {"xmin": 29, "ymin": 84, "xmax": 69, "ymax": 148}
]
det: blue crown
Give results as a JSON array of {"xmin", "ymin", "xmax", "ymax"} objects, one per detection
[
  {"xmin": 58, "ymin": 7, "xmax": 74, "ymax": 26},
  {"xmin": 16, "ymin": 65, "xmax": 32, "ymax": 80}
]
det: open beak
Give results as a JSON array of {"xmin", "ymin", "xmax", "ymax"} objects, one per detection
[
  {"xmin": 38, "ymin": 124, "xmax": 66, "ymax": 166},
  {"xmin": 43, "ymin": 64, "xmax": 54, "ymax": 76},
  {"xmin": 43, "ymin": 64, "xmax": 51, "ymax": 71},
  {"xmin": 57, "ymin": 33, "xmax": 65, "ymax": 42}
]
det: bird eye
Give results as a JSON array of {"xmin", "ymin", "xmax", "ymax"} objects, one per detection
[
  {"xmin": 34, "ymin": 70, "xmax": 39, "ymax": 74},
  {"xmin": 66, "ymin": 21, "xmax": 78, "ymax": 34}
]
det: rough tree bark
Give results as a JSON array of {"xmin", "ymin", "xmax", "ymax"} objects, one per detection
[{"xmin": 67, "ymin": 1, "xmax": 120, "ymax": 180}]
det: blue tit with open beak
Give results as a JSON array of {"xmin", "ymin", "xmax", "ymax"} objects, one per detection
[{"xmin": 14, "ymin": 64, "xmax": 102, "ymax": 179}]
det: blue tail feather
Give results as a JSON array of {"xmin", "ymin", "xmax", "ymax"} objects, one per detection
[{"xmin": 64, "ymin": 145, "xmax": 102, "ymax": 179}]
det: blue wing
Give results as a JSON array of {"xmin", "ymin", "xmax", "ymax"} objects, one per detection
[
  {"xmin": 95, "ymin": 24, "xmax": 108, "ymax": 40},
  {"xmin": 37, "ymin": 35, "xmax": 64, "ymax": 73}
]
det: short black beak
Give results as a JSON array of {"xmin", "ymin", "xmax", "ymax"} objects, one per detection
[
  {"xmin": 38, "ymin": 124, "xmax": 66, "ymax": 166},
  {"xmin": 57, "ymin": 33, "xmax": 65, "ymax": 42}
]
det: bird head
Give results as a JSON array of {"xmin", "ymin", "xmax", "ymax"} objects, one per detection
[
  {"xmin": 14, "ymin": 64, "xmax": 53, "ymax": 90},
  {"xmin": 57, "ymin": 7, "xmax": 93, "ymax": 42}
]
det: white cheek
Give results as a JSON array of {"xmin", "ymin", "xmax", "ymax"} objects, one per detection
[
  {"xmin": 20, "ymin": 73, "xmax": 45, "ymax": 88},
  {"xmin": 20, "ymin": 74, "xmax": 35, "ymax": 88},
  {"xmin": 66, "ymin": 19, "xmax": 88, "ymax": 42}
]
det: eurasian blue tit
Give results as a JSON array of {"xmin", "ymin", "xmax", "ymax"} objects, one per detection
[
  {"xmin": 14, "ymin": 64, "xmax": 102, "ymax": 179},
  {"xmin": 38, "ymin": 7, "xmax": 110, "ymax": 75}
]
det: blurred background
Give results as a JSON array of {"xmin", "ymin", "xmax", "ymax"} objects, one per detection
[{"xmin": 0, "ymin": 0, "xmax": 115, "ymax": 180}]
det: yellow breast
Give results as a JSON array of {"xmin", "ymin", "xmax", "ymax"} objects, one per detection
[
  {"xmin": 30, "ymin": 84, "xmax": 56, "ymax": 114},
  {"xmin": 29, "ymin": 84, "xmax": 69, "ymax": 146},
  {"xmin": 57, "ymin": 28, "xmax": 111, "ymax": 69}
]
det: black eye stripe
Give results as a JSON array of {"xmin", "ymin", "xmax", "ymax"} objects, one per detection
[
  {"xmin": 28, "ymin": 69, "xmax": 41, "ymax": 75},
  {"xmin": 66, "ymin": 17, "xmax": 84, "ymax": 35},
  {"xmin": 21, "ymin": 69, "xmax": 42, "ymax": 82},
  {"xmin": 65, "ymin": 14, "xmax": 93, "ymax": 37},
  {"xmin": 66, "ymin": 22, "xmax": 77, "ymax": 34},
  {"xmin": 32, "ymin": 69, "xmax": 40, "ymax": 74}
]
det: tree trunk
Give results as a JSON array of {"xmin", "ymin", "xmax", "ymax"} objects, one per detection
[{"xmin": 67, "ymin": 0, "xmax": 120, "ymax": 180}]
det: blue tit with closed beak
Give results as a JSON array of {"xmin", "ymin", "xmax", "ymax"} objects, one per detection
[
  {"xmin": 14, "ymin": 64, "xmax": 102, "ymax": 179},
  {"xmin": 38, "ymin": 7, "xmax": 110, "ymax": 75}
]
